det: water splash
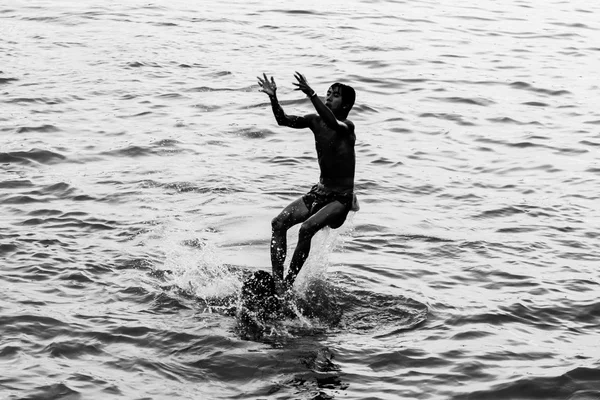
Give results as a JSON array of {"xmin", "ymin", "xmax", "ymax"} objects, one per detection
[
  {"xmin": 292, "ymin": 212, "xmax": 356, "ymax": 294},
  {"xmin": 142, "ymin": 221, "xmax": 243, "ymax": 311},
  {"xmin": 140, "ymin": 217, "xmax": 383, "ymax": 342}
]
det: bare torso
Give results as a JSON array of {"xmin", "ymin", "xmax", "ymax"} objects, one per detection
[{"xmin": 310, "ymin": 117, "xmax": 356, "ymax": 193}]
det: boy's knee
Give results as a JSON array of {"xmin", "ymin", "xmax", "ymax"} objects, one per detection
[
  {"xmin": 271, "ymin": 216, "xmax": 281, "ymax": 231},
  {"xmin": 298, "ymin": 222, "xmax": 318, "ymax": 240},
  {"xmin": 271, "ymin": 214, "xmax": 288, "ymax": 231}
]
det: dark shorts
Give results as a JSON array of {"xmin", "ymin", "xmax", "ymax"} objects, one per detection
[{"xmin": 302, "ymin": 183, "xmax": 358, "ymax": 229}]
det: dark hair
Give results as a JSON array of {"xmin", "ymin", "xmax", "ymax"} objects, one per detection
[{"xmin": 331, "ymin": 82, "xmax": 356, "ymax": 113}]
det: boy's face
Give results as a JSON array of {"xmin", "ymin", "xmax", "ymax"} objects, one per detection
[{"xmin": 325, "ymin": 86, "xmax": 344, "ymax": 113}]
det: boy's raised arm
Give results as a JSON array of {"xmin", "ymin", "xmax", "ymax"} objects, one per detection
[
  {"xmin": 258, "ymin": 73, "xmax": 311, "ymax": 129},
  {"xmin": 292, "ymin": 72, "xmax": 352, "ymax": 134}
]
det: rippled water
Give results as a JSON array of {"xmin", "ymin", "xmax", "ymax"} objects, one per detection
[{"xmin": 2, "ymin": 0, "xmax": 600, "ymax": 398}]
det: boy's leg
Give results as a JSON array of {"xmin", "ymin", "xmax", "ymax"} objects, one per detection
[
  {"xmin": 285, "ymin": 201, "xmax": 347, "ymax": 285},
  {"xmin": 271, "ymin": 197, "xmax": 310, "ymax": 282}
]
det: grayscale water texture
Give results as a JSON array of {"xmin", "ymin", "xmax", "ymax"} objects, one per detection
[{"xmin": 2, "ymin": 0, "xmax": 600, "ymax": 398}]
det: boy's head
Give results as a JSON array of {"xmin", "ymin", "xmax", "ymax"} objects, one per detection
[{"xmin": 328, "ymin": 83, "xmax": 356, "ymax": 114}]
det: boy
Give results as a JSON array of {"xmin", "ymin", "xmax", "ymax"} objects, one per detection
[{"xmin": 257, "ymin": 72, "xmax": 358, "ymax": 291}]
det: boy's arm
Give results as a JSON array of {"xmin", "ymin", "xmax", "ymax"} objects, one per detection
[
  {"xmin": 268, "ymin": 93, "xmax": 312, "ymax": 129},
  {"xmin": 293, "ymin": 72, "xmax": 352, "ymax": 134},
  {"xmin": 309, "ymin": 93, "xmax": 352, "ymax": 133},
  {"xmin": 258, "ymin": 73, "xmax": 312, "ymax": 129}
]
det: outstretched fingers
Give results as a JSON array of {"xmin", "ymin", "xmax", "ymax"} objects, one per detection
[
  {"xmin": 257, "ymin": 73, "xmax": 276, "ymax": 94},
  {"xmin": 293, "ymin": 71, "xmax": 311, "ymax": 94},
  {"xmin": 294, "ymin": 71, "xmax": 304, "ymax": 81}
]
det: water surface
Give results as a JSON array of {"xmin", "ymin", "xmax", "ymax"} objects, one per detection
[{"xmin": 2, "ymin": 0, "xmax": 600, "ymax": 398}]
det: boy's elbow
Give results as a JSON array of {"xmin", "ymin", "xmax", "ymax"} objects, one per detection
[{"xmin": 276, "ymin": 118, "xmax": 290, "ymax": 127}]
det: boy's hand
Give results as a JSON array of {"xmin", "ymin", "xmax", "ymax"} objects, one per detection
[
  {"xmin": 293, "ymin": 71, "xmax": 315, "ymax": 97},
  {"xmin": 257, "ymin": 73, "xmax": 277, "ymax": 96}
]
